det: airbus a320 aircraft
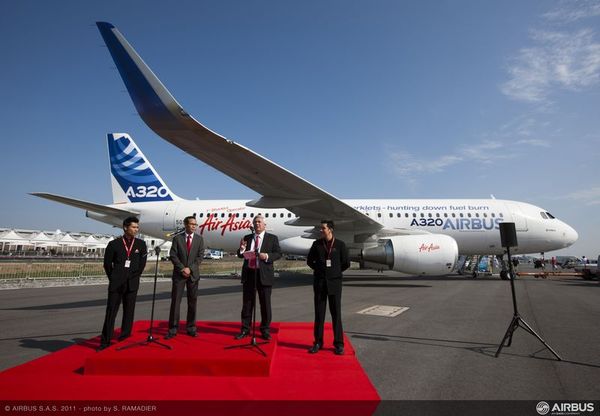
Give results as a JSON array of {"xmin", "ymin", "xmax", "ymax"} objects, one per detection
[{"xmin": 31, "ymin": 22, "xmax": 578, "ymax": 276}]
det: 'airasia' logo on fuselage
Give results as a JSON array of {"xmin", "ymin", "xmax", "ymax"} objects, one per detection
[
  {"xmin": 198, "ymin": 214, "xmax": 252, "ymax": 236},
  {"xmin": 419, "ymin": 243, "xmax": 440, "ymax": 252}
]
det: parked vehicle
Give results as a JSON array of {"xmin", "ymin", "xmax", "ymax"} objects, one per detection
[{"xmin": 204, "ymin": 249, "xmax": 223, "ymax": 260}]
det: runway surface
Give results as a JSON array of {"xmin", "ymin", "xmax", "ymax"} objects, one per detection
[{"xmin": 0, "ymin": 268, "xmax": 598, "ymax": 401}]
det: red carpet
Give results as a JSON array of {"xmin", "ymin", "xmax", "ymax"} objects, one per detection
[
  {"xmin": 84, "ymin": 321, "xmax": 276, "ymax": 376},
  {"xmin": 0, "ymin": 321, "xmax": 380, "ymax": 415}
]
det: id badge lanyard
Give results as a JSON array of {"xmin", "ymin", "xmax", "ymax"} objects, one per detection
[
  {"xmin": 324, "ymin": 238, "xmax": 335, "ymax": 268},
  {"xmin": 123, "ymin": 237, "xmax": 135, "ymax": 268}
]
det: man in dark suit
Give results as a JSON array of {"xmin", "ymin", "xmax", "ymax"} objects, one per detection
[
  {"xmin": 306, "ymin": 220, "xmax": 350, "ymax": 355},
  {"xmin": 98, "ymin": 216, "xmax": 148, "ymax": 351},
  {"xmin": 235, "ymin": 215, "xmax": 281, "ymax": 340},
  {"xmin": 165, "ymin": 216, "xmax": 205, "ymax": 339}
]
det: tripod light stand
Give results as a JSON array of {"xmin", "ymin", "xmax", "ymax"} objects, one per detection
[
  {"xmin": 118, "ymin": 246, "xmax": 172, "ymax": 351},
  {"xmin": 494, "ymin": 222, "xmax": 561, "ymax": 360}
]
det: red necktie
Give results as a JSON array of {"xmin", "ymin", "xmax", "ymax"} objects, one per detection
[
  {"xmin": 186, "ymin": 235, "xmax": 192, "ymax": 254},
  {"xmin": 250, "ymin": 235, "xmax": 260, "ymax": 268}
]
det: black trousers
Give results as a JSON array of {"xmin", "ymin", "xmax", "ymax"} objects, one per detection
[
  {"xmin": 168, "ymin": 277, "xmax": 199, "ymax": 334},
  {"xmin": 100, "ymin": 282, "xmax": 138, "ymax": 346},
  {"xmin": 241, "ymin": 270, "xmax": 272, "ymax": 333},
  {"xmin": 313, "ymin": 278, "xmax": 343, "ymax": 347}
]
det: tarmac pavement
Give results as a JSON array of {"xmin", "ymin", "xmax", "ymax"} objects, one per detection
[{"xmin": 0, "ymin": 269, "xmax": 598, "ymax": 402}]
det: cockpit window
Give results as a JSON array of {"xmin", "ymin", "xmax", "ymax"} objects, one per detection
[
  {"xmin": 546, "ymin": 212, "xmax": 556, "ymax": 219},
  {"xmin": 540, "ymin": 212, "xmax": 548, "ymax": 219}
]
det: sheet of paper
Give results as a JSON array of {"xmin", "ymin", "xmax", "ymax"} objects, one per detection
[{"xmin": 243, "ymin": 251, "xmax": 256, "ymax": 260}]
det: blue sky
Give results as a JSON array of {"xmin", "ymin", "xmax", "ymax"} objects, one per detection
[{"xmin": 1, "ymin": 0, "xmax": 599, "ymax": 256}]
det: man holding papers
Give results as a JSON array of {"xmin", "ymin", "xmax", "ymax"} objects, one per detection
[{"xmin": 235, "ymin": 215, "xmax": 281, "ymax": 340}]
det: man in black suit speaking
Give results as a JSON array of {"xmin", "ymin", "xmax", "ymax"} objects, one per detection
[
  {"xmin": 235, "ymin": 215, "xmax": 281, "ymax": 340},
  {"xmin": 165, "ymin": 216, "xmax": 205, "ymax": 339},
  {"xmin": 307, "ymin": 220, "xmax": 350, "ymax": 355},
  {"xmin": 98, "ymin": 216, "xmax": 148, "ymax": 351}
]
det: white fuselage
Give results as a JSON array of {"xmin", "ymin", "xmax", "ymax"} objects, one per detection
[{"xmin": 98, "ymin": 198, "xmax": 578, "ymax": 255}]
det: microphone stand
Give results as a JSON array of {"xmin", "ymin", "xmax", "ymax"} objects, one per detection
[
  {"xmin": 118, "ymin": 246, "xmax": 172, "ymax": 351},
  {"xmin": 226, "ymin": 232, "xmax": 269, "ymax": 357},
  {"xmin": 494, "ymin": 245, "xmax": 560, "ymax": 360}
]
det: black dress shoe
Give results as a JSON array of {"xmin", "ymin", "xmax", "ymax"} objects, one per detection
[
  {"xmin": 234, "ymin": 330, "xmax": 249, "ymax": 340},
  {"xmin": 164, "ymin": 333, "xmax": 177, "ymax": 340},
  {"xmin": 96, "ymin": 344, "xmax": 110, "ymax": 352},
  {"xmin": 187, "ymin": 331, "xmax": 198, "ymax": 337},
  {"xmin": 260, "ymin": 332, "xmax": 271, "ymax": 341},
  {"xmin": 117, "ymin": 334, "xmax": 131, "ymax": 342},
  {"xmin": 334, "ymin": 346, "xmax": 345, "ymax": 355},
  {"xmin": 308, "ymin": 343, "xmax": 321, "ymax": 354}
]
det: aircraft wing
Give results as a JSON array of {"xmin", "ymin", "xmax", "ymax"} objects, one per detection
[
  {"xmin": 96, "ymin": 22, "xmax": 382, "ymax": 234},
  {"xmin": 30, "ymin": 192, "xmax": 139, "ymax": 218}
]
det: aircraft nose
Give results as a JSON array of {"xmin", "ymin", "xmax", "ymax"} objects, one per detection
[{"xmin": 562, "ymin": 223, "xmax": 578, "ymax": 247}]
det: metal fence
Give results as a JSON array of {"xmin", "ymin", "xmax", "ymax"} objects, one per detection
[{"xmin": 0, "ymin": 259, "xmax": 310, "ymax": 280}]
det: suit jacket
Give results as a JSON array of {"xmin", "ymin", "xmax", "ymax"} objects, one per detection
[
  {"xmin": 237, "ymin": 232, "xmax": 281, "ymax": 286},
  {"xmin": 169, "ymin": 232, "xmax": 205, "ymax": 282},
  {"xmin": 103, "ymin": 237, "xmax": 148, "ymax": 292},
  {"xmin": 307, "ymin": 238, "xmax": 350, "ymax": 295}
]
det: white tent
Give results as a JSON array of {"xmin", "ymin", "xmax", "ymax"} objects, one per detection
[
  {"xmin": 29, "ymin": 231, "xmax": 58, "ymax": 250},
  {"xmin": 0, "ymin": 230, "xmax": 29, "ymax": 253}
]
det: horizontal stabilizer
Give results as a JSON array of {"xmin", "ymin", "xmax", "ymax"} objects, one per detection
[{"xmin": 30, "ymin": 193, "xmax": 138, "ymax": 218}]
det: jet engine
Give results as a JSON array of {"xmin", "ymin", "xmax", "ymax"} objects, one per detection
[{"xmin": 361, "ymin": 234, "xmax": 458, "ymax": 275}]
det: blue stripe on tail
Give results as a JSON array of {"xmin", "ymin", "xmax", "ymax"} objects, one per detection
[{"xmin": 107, "ymin": 133, "xmax": 174, "ymax": 202}]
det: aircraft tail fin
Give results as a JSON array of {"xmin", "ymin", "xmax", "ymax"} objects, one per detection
[{"xmin": 107, "ymin": 133, "xmax": 180, "ymax": 203}]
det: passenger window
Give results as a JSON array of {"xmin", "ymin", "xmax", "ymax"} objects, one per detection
[
  {"xmin": 467, "ymin": 213, "xmax": 471, "ymax": 218},
  {"xmin": 221, "ymin": 213, "xmax": 225, "ymax": 218},
  {"xmin": 389, "ymin": 213, "xmax": 393, "ymax": 218},
  {"xmin": 459, "ymin": 213, "xmax": 464, "ymax": 218},
  {"xmin": 420, "ymin": 213, "xmax": 424, "ymax": 218},
  {"xmin": 428, "ymin": 213, "xmax": 432, "ymax": 218},
  {"xmin": 451, "ymin": 213, "xmax": 456, "ymax": 218},
  {"xmin": 377, "ymin": 213, "xmax": 382, "ymax": 218}
]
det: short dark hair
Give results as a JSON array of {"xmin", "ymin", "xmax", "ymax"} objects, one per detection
[
  {"xmin": 123, "ymin": 216, "xmax": 139, "ymax": 228},
  {"xmin": 184, "ymin": 216, "xmax": 197, "ymax": 225},
  {"xmin": 321, "ymin": 219, "xmax": 334, "ymax": 230}
]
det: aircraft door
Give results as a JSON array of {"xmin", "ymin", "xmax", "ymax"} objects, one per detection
[
  {"xmin": 163, "ymin": 202, "xmax": 180, "ymax": 231},
  {"xmin": 505, "ymin": 202, "xmax": 528, "ymax": 231}
]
